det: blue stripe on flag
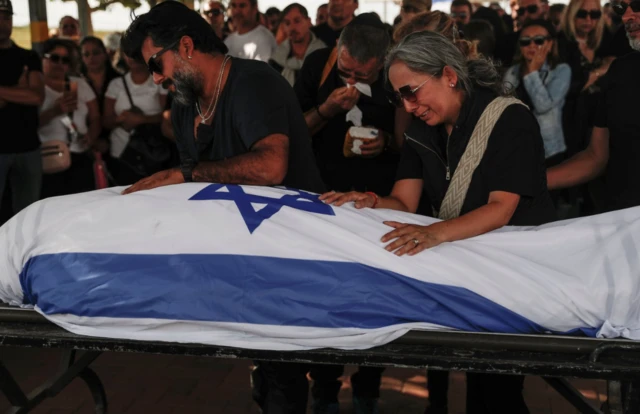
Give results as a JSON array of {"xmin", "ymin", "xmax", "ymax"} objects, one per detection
[{"xmin": 19, "ymin": 253, "xmax": 596, "ymax": 336}]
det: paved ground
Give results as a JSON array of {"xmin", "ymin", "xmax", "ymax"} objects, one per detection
[{"xmin": 0, "ymin": 347, "xmax": 606, "ymax": 413}]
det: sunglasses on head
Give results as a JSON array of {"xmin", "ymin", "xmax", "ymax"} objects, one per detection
[
  {"xmin": 575, "ymin": 8, "xmax": 602, "ymax": 19},
  {"xmin": 612, "ymin": 0, "xmax": 640, "ymax": 15},
  {"xmin": 517, "ymin": 5, "xmax": 539, "ymax": 16},
  {"xmin": 205, "ymin": 8, "xmax": 223, "ymax": 17},
  {"xmin": 147, "ymin": 40, "xmax": 179, "ymax": 76},
  {"xmin": 44, "ymin": 53, "xmax": 71, "ymax": 65},
  {"xmin": 388, "ymin": 77, "xmax": 432, "ymax": 108}
]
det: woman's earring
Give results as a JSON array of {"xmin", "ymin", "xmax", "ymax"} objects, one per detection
[
  {"xmin": 188, "ymin": 55, "xmax": 192, "ymax": 60},
  {"xmin": 450, "ymin": 83, "xmax": 455, "ymax": 88}
]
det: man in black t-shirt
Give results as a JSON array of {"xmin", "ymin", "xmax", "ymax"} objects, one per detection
[
  {"xmin": 296, "ymin": 13, "xmax": 402, "ymax": 197},
  {"xmin": 121, "ymin": 4, "xmax": 325, "ymax": 412},
  {"xmin": 121, "ymin": 2, "xmax": 324, "ymax": 197},
  {"xmin": 547, "ymin": 5, "xmax": 640, "ymax": 212},
  {"xmin": 311, "ymin": 0, "xmax": 358, "ymax": 47},
  {"xmin": 0, "ymin": 0, "xmax": 45, "ymax": 218}
]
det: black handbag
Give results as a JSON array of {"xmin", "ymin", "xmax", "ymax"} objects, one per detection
[{"xmin": 118, "ymin": 75, "xmax": 170, "ymax": 177}]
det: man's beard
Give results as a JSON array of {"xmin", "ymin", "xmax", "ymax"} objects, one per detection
[
  {"xmin": 626, "ymin": 22, "xmax": 640, "ymax": 51},
  {"xmin": 172, "ymin": 61, "xmax": 205, "ymax": 106}
]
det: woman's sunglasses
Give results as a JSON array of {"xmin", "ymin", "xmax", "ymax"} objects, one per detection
[
  {"xmin": 388, "ymin": 77, "xmax": 432, "ymax": 108},
  {"xmin": 147, "ymin": 40, "xmax": 179, "ymax": 76},
  {"xmin": 205, "ymin": 8, "xmax": 224, "ymax": 17},
  {"xmin": 519, "ymin": 35, "xmax": 550, "ymax": 46},
  {"xmin": 517, "ymin": 5, "xmax": 539, "ymax": 16},
  {"xmin": 44, "ymin": 53, "xmax": 71, "ymax": 65},
  {"xmin": 612, "ymin": 0, "xmax": 640, "ymax": 15},
  {"xmin": 575, "ymin": 9, "xmax": 602, "ymax": 19}
]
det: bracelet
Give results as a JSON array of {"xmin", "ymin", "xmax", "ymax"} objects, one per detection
[
  {"xmin": 365, "ymin": 191, "xmax": 379, "ymax": 208},
  {"xmin": 316, "ymin": 105, "xmax": 330, "ymax": 121}
]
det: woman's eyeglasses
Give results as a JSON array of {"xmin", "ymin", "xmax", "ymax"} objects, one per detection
[
  {"xmin": 575, "ymin": 9, "xmax": 602, "ymax": 19},
  {"xmin": 519, "ymin": 35, "xmax": 550, "ymax": 46},
  {"xmin": 517, "ymin": 5, "xmax": 539, "ymax": 16},
  {"xmin": 612, "ymin": 0, "xmax": 640, "ymax": 15},
  {"xmin": 147, "ymin": 40, "xmax": 179, "ymax": 76},
  {"xmin": 44, "ymin": 53, "xmax": 71, "ymax": 65},
  {"xmin": 388, "ymin": 77, "xmax": 432, "ymax": 108}
]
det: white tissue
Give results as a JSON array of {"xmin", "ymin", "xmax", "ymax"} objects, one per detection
[
  {"xmin": 346, "ymin": 106, "xmax": 363, "ymax": 126},
  {"xmin": 347, "ymin": 82, "xmax": 372, "ymax": 97}
]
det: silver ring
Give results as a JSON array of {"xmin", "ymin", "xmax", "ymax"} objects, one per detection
[{"xmin": 412, "ymin": 238, "xmax": 419, "ymax": 246}]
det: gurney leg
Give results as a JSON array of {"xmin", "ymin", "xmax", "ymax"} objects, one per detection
[
  {"xmin": 0, "ymin": 361, "xmax": 28, "ymax": 407},
  {"xmin": 543, "ymin": 377, "xmax": 603, "ymax": 414},
  {"xmin": 78, "ymin": 368, "xmax": 107, "ymax": 414},
  {"xmin": 605, "ymin": 380, "xmax": 640, "ymax": 414},
  {"xmin": 3, "ymin": 350, "xmax": 104, "ymax": 414}
]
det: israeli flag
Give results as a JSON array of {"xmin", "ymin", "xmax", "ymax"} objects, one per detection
[{"xmin": 0, "ymin": 184, "xmax": 639, "ymax": 351}]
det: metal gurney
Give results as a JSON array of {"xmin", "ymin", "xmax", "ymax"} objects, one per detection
[{"xmin": 1, "ymin": 305, "xmax": 639, "ymax": 414}]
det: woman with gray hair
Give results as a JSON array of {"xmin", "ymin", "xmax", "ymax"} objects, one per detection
[{"xmin": 321, "ymin": 30, "xmax": 556, "ymax": 412}]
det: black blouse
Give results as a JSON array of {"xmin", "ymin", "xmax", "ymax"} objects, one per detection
[{"xmin": 396, "ymin": 87, "xmax": 556, "ymax": 226}]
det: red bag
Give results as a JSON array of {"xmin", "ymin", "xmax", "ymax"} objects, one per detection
[{"xmin": 93, "ymin": 151, "xmax": 109, "ymax": 189}]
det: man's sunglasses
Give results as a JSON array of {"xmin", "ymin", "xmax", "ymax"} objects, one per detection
[
  {"xmin": 575, "ymin": 9, "xmax": 602, "ymax": 19},
  {"xmin": 612, "ymin": 0, "xmax": 640, "ymax": 15},
  {"xmin": 451, "ymin": 12, "xmax": 469, "ymax": 18},
  {"xmin": 147, "ymin": 40, "xmax": 179, "ymax": 76},
  {"xmin": 517, "ymin": 5, "xmax": 539, "ymax": 16},
  {"xmin": 205, "ymin": 8, "xmax": 223, "ymax": 17},
  {"xmin": 388, "ymin": 77, "xmax": 432, "ymax": 108},
  {"xmin": 44, "ymin": 53, "xmax": 71, "ymax": 65},
  {"xmin": 519, "ymin": 35, "xmax": 550, "ymax": 46},
  {"xmin": 401, "ymin": 5, "xmax": 420, "ymax": 13},
  {"xmin": 337, "ymin": 67, "xmax": 371, "ymax": 84}
]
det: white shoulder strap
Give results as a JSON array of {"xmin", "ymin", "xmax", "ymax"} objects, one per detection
[{"xmin": 438, "ymin": 96, "xmax": 527, "ymax": 221}]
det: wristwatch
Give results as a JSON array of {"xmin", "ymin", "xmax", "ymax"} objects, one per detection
[{"xmin": 180, "ymin": 162, "xmax": 195, "ymax": 183}]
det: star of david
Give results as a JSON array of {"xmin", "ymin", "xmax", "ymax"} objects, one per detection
[{"xmin": 190, "ymin": 184, "xmax": 335, "ymax": 233}]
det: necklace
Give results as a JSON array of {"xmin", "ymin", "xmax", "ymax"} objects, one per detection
[{"xmin": 196, "ymin": 55, "xmax": 230, "ymax": 124}]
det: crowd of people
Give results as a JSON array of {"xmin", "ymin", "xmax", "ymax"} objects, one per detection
[{"xmin": 1, "ymin": 0, "xmax": 639, "ymax": 412}]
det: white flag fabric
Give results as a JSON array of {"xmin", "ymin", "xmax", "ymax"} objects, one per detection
[{"xmin": 0, "ymin": 184, "xmax": 639, "ymax": 351}]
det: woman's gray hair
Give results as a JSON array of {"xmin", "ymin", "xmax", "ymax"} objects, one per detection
[{"xmin": 385, "ymin": 31, "xmax": 506, "ymax": 96}]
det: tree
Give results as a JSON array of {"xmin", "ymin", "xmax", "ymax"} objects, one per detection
[{"xmin": 51, "ymin": 0, "xmax": 162, "ymax": 36}]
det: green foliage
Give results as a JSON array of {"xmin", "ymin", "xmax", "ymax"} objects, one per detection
[{"xmin": 50, "ymin": 0, "xmax": 159, "ymax": 12}]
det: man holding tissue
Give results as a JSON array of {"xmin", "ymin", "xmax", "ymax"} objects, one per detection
[{"xmin": 295, "ymin": 13, "xmax": 400, "ymax": 196}]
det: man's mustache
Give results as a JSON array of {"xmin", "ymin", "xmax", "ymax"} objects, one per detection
[
  {"xmin": 626, "ymin": 22, "xmax": 640, "ymax": 32},
  {"xmin": 162, "ymin": 79, "xmax": 173, "ymax": 90}
]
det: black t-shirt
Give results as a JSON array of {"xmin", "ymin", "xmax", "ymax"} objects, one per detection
[
  {"xmin": 171, "ymin": 58, "xmax": 325, "ymax": 194},
  {"xmin": 396, "ymin": 87, "xmax": 556, "ymax": 226},
  {"xmin": 311, "ymin": 23, "xmax": 343, "ymax": 48},
  {"xmin": 0, "ymin": 43, "xmax": 42, "ymax": 154},
  {"xmin": 609, "ymin": 26, "xmax": 634, "ymax": 58},
  {"xmin": 593, "ymin": 52, "xmax": 640, "ymax": 212},
  {"xmin": 557, "ymin": 30, "xmax": 614, "ymax": 99},
  {"xmin": 294, "ymin": 47, "xmax": 399, "ymax": 195}
]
